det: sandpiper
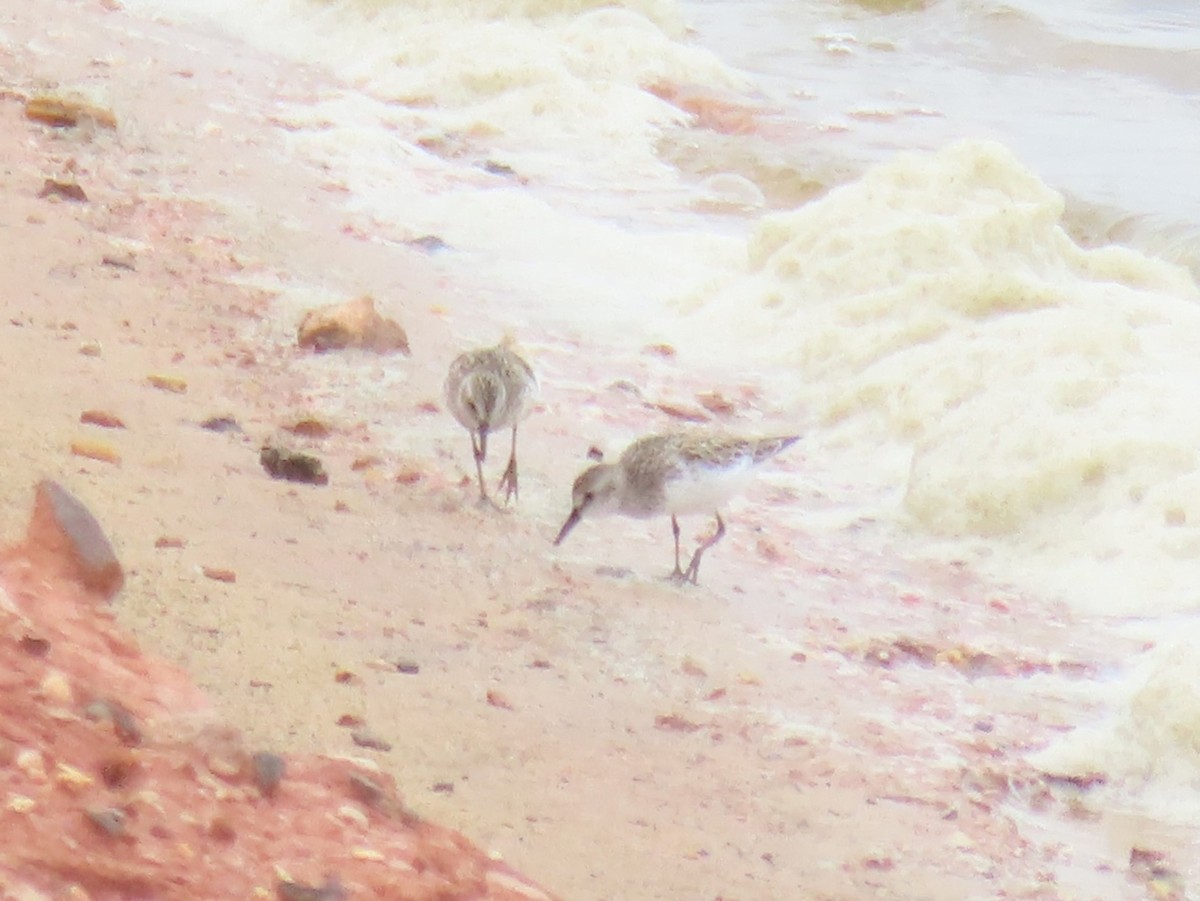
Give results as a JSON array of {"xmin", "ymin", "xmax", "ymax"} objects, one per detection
[
  {"xmin": 554, "ymin": 431, "xmax": 799, "ymax": 583},
  {"xmin": 444, "ymin": 340, "xmax": 538, "ymax": 505}
]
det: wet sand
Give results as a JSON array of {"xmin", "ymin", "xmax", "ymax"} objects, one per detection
[{"xmin": 3, "ymin": 3, "xmax": 1196, "ymax": 898}]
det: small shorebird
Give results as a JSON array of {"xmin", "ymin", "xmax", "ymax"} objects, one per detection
[
  {"xmin": 444, "ymin": 340, "xmax": 538, "ymax": 505},
  {"xmin": 554, "ymin": 431, "xmax": 799, "ymax": 583}
]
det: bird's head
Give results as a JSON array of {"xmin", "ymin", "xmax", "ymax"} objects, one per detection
[{"xmin": 553, "ymin": 463, "xmax": 619, "ymax": 545}]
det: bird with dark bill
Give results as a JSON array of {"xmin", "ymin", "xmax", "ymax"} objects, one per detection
[{"xmin": 555, "ymin": 430, "xmax": 799, "ymax": 583}]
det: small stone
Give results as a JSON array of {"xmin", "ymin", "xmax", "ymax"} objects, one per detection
[
  {"xmin": 335, "ymin": 714, "xmax": 364, "ymax": 728},
  {"xmin": 202, "ymin": 566, "xmax": 237, "ymax": 583},
  {"xmin": 276, "ymin": 875, "xmax": 344, "ymax": 901},
  {"xmin": 98, "ymin": 752, "xmax": 139, "ymax": 789},
  {"xmin": 7, "ymin": 795, "xmax": 36, "ymax": 813},
  {"xmin": 200, "ymin": 416, "xmax": 242, "ymax": 433},
  {"xmin": 78, "ymin": 341, "xmax": 103, "ymax": 357},
  {"xmin": 39, "ymin": 178, "xmax": 88, "ymax": 203},
  {"xmin": 101, "ymin": 254, "xmax": 136, "ymax": 271},
  {"xmin": 654, "ymin": 713, "xmax": 702, "ymax": 733},
  {"xmin": 260, "ymin": 442, "xmax": 329, "ymax": 486},
  {"xmin": 207, "ymin": 753, "xmax": 244, "ymax": 780},
  {"xmin": 643, "ymin": 343, "xmax": 676, "ymax": 358},
  {"xmin": 26, "ymin": 480, "xmax": 124, "ymax": 600},
  {"xmin": 350, "ymin": 455, "xmax": 383, "ymax": 472},
  {"xmin": 85, "ymin": 807, "xmax": 126, "ymax": 837},
  {"xmin": 406, "ymin": 234, "xmax": 449, "ymax": 253},
  {"xmin": 679, "ymin": 657, "xmax": 707, "ymax": 678},
  {"xmin": 17, "ymin": 749, "xmax": 47, "ymax": 781},
  {"xmin": 284, "ymin": 417, "xmax": 332, "ymax": 439},
  {"xmin": 20, "ymin": 635, "xmax": 51, "ymax": 657},
  {"xmin": 155, "ymin": 535, "xmax": 186, "ymax": 549},
  {"xmin": 336, "ymin": 804, "xmax": 369, "ymax": 828},
  {"xmin": 146, "ymin": 373, "xmax": 188, "ymax": 394},
  {"xmin": 80, "ymin": 410, "xmax": 125, "ymax": 429},
  {"xmin": 69, "ymin": 439, "xmax": 121, "ymax": 465},
  {"xmin": 297, "ymin": 295, "xmax": 409, "ymax": 355},
  {"xmin": 695, "ymin": 390, "xmax": 736, "ymax": 416},
  {"xmin": 394, "ymin": 658, "xmax": 420, "ymax": 675},
  {"xmin": 334, "ymin": 669, "xmax": 359, "ymax": 684},
  {"xmin": 481, "ymin": 160, "xmax": 516, "ymax": 177},
  {"xmin": 346, "ymin": 773, "xmax": 384, "ymax": 806},
  {"xmin": 394, "ymin": 468, "xmax": 424, "ymax": 485},
  {"xmin": 431, "ymin": 781, "xmax": 455, "ymax": 794},
  {"xmin": 251, "ymin": 752, "xmax": 286, "ymax": 798},
  {"xmin": 648, "ymin": 400, "xmax": 710, "ymax": 423},
  {"xmin": 25, "ymin": 94, "xmax": 117, "ymax": 129},
  {"xmin": 55, "ymin": 763, "xmax": 95, "ymax": 792},
  {"xmin": 209, "ymin": 816, "xmax": 237, "ymax": 842},
  {"xmin": 39, "ymin": 671, "xmax": 72, "ymax": 704},
  {"xmin": 351, "ymin": 730, "xmax": 392, "ymax": 752},
  {"xmin": 486, "ymin": 690, "xmax": 513, "ymax": 710},
  {"xmin": 85, "ymin": 699, "xmax": 143, "ymax": 746}
]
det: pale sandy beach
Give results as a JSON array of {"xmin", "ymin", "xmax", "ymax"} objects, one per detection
[{"xmin": 3, "ymin": 2, "xmax": 1198, "ymax": 899}]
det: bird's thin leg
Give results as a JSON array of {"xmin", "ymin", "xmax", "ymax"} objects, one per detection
[
  {"xmin": 471, "ymin": 430, "xmax": 489, "ymax": 504},
  {"xmin": 497, "ymin": 424, "xmax": 519, "ymax": 504},
  {"xmin": 684, "ymin": 512, "xmax": 726, "ymax": 585},
  {"xmin": 670, "ymin": 515, "xmax": 686, "ymax": 582}
]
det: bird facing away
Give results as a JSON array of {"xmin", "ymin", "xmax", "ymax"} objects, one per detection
[
  {"xmin": 444, "ymin": 341, "xmax": 538, "ymax": 505},
  {"xmin": 554, "ymin": 431, "xmax": 800, "ymax": 583}
]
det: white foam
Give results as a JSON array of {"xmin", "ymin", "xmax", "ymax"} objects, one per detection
[
  {"xmin": 683, "ymin": 139, "xmax": 1200, "ymax": 616},
  {"xmin": 122, "ymin": 0, "xmax": 743, "ymax": 185},
  {"xmin": 1030, "ymin": 626, "xmax": 1200, "ymax": 823}
]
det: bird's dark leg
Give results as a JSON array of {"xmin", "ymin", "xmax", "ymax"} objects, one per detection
[
  {"xmin": 471, "ymin": 430, "xmax": 489, "ymax": 503},
  {"xmin": 669, "ymin": 515, "xmax": 686, "ymax": 582},
  {"xmin": 683, "ymin": 512, "xmax": 726, "ymax": 585},
  {"xmin": 498, "ymin": 423, "xmax": 519, "ymax": 504}
]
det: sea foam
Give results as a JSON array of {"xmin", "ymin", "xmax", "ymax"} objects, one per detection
[{"xmin": 684, "ymin": 139, "xmax": 1200, "ymax": 616}]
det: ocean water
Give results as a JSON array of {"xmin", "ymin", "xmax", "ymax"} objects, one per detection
[{"xmin": 126, "ymin": 0, "xmax": 1200, "ymax": 837}]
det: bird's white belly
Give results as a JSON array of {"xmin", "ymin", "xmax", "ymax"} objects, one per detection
[{"xmin": 662, "ymin": 461, "xmax": 756, "ymax": 515}]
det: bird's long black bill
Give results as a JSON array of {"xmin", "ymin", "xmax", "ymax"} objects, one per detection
[{"xmin": 553, "ymin": 508, "xmax": 582, "ymax": 546}]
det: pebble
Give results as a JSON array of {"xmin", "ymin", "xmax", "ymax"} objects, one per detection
[
  {"xmin": 55, "ymin": 763, "xmax": 94, "ymax": 792},
  {"xmin": 252, "ymin": 752, "xmax": 286, "ymax": 798},
  {"xmin": 84, "ymin": 807, "xmax": 126, "ymax": 837},
  {"xmin": 69, "ymin": 439, "xmax": 121, "ymax": 465},
  {"xmin": 260, "ymin": 441, "xmax": 329, "ymax": 486},
  {"xmin": 147, "ymin": 374, "xmax": 188, "ymax": 394},
  {"xmin": 79, "ymin": 410, "xmax": 125, "ymax": 429},
  {"xmin": 336, "ymin": 804, "xmax": 369, "ymax": 828},
  {"xmin": 351, "ymin": 730, "xmax": 392, "ymax": 752},
  {"xmin": 7, "ymin": 795, "xmax": 36, "ymax": 813},
  {"xmin": 39, "ymin": 671, "xmax": 70, "ymax": 701},
  {"xmin": 200, "ymin": 416, "xmax": 242, "ymax": 434},
  {"xmin": 17, "ymin": 749, "xmax": 47, "ymax": 782},
  {"xmin": 276, "ymin": 875, "xmax": 344, "ymax": 901}
]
